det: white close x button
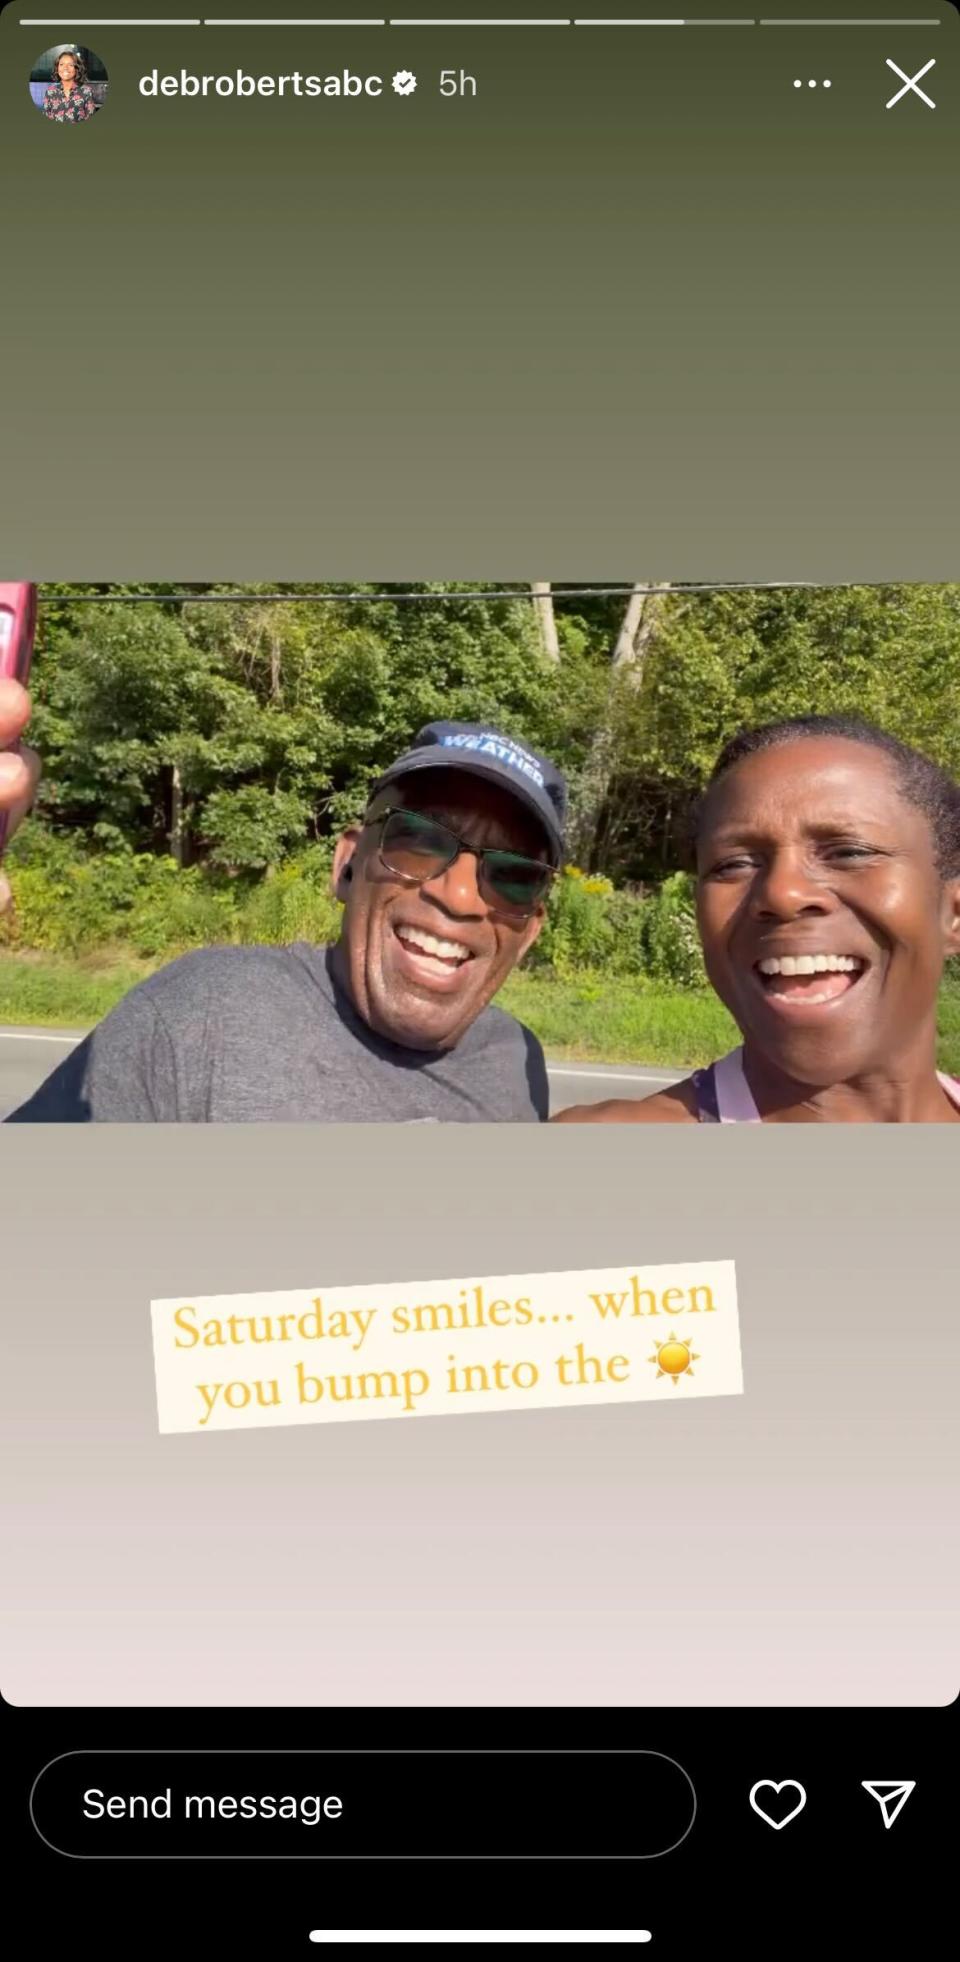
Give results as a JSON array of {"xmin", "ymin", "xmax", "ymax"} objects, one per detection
[{"xmin": 886, "ymin": 57, "xmax": 936, "ymax": 110}]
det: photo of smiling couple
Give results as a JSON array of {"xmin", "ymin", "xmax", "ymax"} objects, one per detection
[{"xmin": 2, "ymin": 584, "xmax": 959, "ymax": 1125}]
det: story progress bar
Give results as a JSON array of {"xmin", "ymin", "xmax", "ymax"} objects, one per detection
[{"xmin": 14, "ymin": 15, "xmax": 949, "ymax": 27}]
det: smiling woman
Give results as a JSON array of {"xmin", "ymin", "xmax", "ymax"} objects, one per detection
[
  {"xmin": 556, "ymin": 715, "xmax": 960, "ymax": 1125},
  {"xmin": 31, "ymin": 43, "xmax": 107, "ymax": 123}
]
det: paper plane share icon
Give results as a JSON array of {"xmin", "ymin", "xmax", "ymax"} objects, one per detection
[{"xmin": 862, "ymin": 1781, "xmax": 916, "ymax": 1829}]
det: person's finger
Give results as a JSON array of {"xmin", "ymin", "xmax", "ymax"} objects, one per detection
[
  {"xmin": 0, "ymin": 744, "xmax": 39, "ymax": 864},
  {"xmin": 0, "ymin": 678, "xmax": 32, "ymax": 749},
  {"xmin": 0, "ymin": 746, "xmax": 35, "ymax": 814}
]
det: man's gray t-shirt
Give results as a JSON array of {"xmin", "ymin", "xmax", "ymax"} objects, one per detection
[{"xmin": 6, "ymin": 944, "xmax": 549, "ymax": 1123}]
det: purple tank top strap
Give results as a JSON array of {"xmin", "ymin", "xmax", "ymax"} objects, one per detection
[
  {"xmin": 690, "ymin": 1064, "xmax": 721, "ymax": 1123},
  {"xmin": 692, "ymin": 1048, "xmax": 762, "ymax": 1124},
  {"xmin": 713, "ymin": 1046, "xmax": 762, "ymax": 1121}
]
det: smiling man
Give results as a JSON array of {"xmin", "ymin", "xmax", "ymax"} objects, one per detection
[{"xmin": 5, "ymin": 720, "xmax": 566, "ymax": 1122}]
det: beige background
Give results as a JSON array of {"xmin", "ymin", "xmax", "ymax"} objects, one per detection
[{"xmin": 1, "ymin": 1124, "xmax": 956, "ymax": 1707}]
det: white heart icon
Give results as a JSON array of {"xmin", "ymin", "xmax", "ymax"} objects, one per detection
[{"xmin": 749, "ymin": 1779, "xmax": 807, "ymax": 1830}]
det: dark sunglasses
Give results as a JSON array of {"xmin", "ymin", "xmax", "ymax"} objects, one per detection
[{"xmin": 370, "ymin": 807, "xmax": 556, "ymax": 912}]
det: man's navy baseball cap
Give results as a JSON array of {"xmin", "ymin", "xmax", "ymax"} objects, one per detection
[{"xmin": 369, "ymin": 720, "xmax": 567, "ymax": 865}]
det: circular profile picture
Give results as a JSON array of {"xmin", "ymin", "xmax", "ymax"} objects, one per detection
[{"xmin": 29, "ymin": 44, "xmax": 108, "ymax": 124}]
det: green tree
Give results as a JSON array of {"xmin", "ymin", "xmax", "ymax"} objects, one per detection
[{"xmin": 23, "ymin": 581, "xmax": 960, "ymax": 887}]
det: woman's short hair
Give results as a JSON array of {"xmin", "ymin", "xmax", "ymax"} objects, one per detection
[
  {"xmin": 53, "ymin": 46, "xmax": 86, "ymax": 84},
  {"xmin": 694, "ymin": 713, "xmax": 960, "ymax": 877}
]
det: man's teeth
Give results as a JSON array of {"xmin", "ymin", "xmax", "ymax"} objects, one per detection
[
  {"xmin": 398, "ymin": 927, "xmax": 471, "ymax": 964},
  {"xmin": 757, "ymin": 954, "xmax": 864, "ymax": 976}
]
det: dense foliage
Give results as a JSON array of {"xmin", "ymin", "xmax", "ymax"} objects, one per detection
[
  {"xmin": 0, "ymin": 826, "xmax": 704, "ymax": 986},
  {"xmin": 5, "ymin": 581, "xmax": 959, "ymax": 985}
]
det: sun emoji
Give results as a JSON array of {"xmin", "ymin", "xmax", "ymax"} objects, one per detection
[{"xmin": 648, "ymin": 1336, "xmax": 699, "ymax": 1386}]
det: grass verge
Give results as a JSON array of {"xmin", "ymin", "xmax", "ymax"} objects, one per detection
[
  {"xmin": 0, "ymin": 951, "xmax": 154, "ymax": 1029},
  {"xmin": 500, "ymin": 970, "xmax": 739, "ymax": 1067}
]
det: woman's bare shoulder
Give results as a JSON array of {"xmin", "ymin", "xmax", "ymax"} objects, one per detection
[{"xmin": 551, "ymin": 1082, "xmax": 699, "ymax": 1124}]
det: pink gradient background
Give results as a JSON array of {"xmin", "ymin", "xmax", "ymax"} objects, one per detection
[{"xmin": 1, "ymin": 1125, "xmax": 956, "ymax": 1706}]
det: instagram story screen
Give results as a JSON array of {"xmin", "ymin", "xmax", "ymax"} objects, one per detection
[{"xmin": 1, "ymin": 4, "xmax": 958, "ymax": 1954}]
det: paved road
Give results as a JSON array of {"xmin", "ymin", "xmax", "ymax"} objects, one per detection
[
  {"xmin": 545, "ymin": 1060, "xmax": 680, "ymax": 1112},
  {"xmin": 0, "ymin": 1028, "xmax": 680, "ymax": 1120},
  {"xmin": 0, "ymin": 1027, "xmax": 87, "ymax": 1121}
]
